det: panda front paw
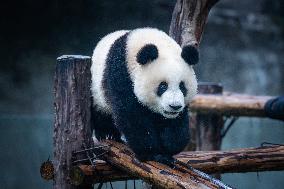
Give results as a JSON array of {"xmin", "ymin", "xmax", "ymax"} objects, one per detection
[
  {"xmin": 134, "ymin": 153, "xmax": 155, "ymax": 162},
  {"xmin": 134, "ymin": 154, "xmax": 175, "ymax": 168},
  {"xmin": 153, "ymin": 155, "xmax": 176, "ymax": 168}
]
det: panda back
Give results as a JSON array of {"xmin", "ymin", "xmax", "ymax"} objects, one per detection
[{"xmin": 91, "ymin": 30, "xmax": 129, "ymax": 114}]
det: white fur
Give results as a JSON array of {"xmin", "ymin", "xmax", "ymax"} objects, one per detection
[
  {"xmin": 126, "ymin": 28, "xmax": 197, "ymax": 118},
  {"xmin": 91, "ymin": 30, "xmax": 129, "ymax": 113}
]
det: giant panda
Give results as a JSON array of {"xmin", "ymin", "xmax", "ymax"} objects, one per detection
[{"xmin": 91, "ymin": 27, "xmax": 198, "ymax": 164}]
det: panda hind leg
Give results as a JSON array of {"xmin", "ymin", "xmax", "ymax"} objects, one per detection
[{"xmin": 91, "ymin": 107, "xmax": 122, "ymax": 142}]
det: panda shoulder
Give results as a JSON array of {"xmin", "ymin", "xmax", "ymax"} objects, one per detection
[{"xmin": 92, "ymin": 30, "xmax": 130, "ymax": 58}]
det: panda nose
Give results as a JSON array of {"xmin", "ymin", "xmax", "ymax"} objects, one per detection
[{"xmin": 169, "ymin": 105, "xmax": 182, "ymax": 111}]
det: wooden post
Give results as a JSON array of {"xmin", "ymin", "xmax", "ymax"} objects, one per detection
[
  {"xmin": 191, "ymin": 82, "xmax": 223, "ymax": 179},
  {"xmin": 53, "ymin": 55, "xmax": 93, "ymax": 189},
  {"xmin": 194, "ymin": 82, "xmax": 224, "ymax": 151}
]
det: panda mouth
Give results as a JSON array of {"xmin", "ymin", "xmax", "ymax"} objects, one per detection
[{"xmin": 164, "ymin": 111, "xmax": 179, "ymax": 116}]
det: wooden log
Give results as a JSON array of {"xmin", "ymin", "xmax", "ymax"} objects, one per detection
[
  {"xmin": 169, "ymin": 0, "xmax": 219, "ymax": 47},
  {"xmin": 53, "ymin": 55, "xmax": 93, "ymax": 189},
  {"xmin": 179, "ymin": 145, "xmax": 284, "ymax": 173},
  {"xmin": 97, "ymin": 140, "xmax": 232, "ymax": 189},
  {"xmin": 190, "ymin": 92, "xmax": 273, "ymax": 117},
  {"xmin": 69, "ymin": 145, "xmax": 284, "ymax": 183}
]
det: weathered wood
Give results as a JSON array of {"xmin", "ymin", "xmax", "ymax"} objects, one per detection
[
  {"xmin": 53, "ymin": 55, "xmax": 93, "ymax": 189},
  {"xmin": 169, "ymin": 0, "xmax": 219, "ymax": 47},
  {"xmin": 84, "ymin": 140, "xmax": 232, "ymax": 189},
  {"xmin": 70, "ymin": 145, "xmax": 284, "ymax": 183},
  {"xmin": 190, "ymin": 93, "xmax": 273, "ymax": 117}
]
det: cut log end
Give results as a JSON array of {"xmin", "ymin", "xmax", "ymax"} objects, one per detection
[
  {"xmin": 40, "ymin": 159, "xmax": 54, "ymax": 180},
  {"xmin": 70, "ymin": 166, "xmax": 86, "ymax": 186}
]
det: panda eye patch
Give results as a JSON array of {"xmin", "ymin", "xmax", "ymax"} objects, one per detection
[
  {"xmin": 157, "ymin": 81, "xmax": 168, "ymax": 96},
  {"xmin": 179, "ymin": 81, "xmax": 187, "ymax": 96}
]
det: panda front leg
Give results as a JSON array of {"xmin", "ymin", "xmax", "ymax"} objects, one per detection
[
  {"xmin": 159, "ymin": 110, "xmax": 190, "ymax": 166},
  {"xmin": 112, "ymin": 112, "xmax": 161, "ymax": 162},
  {"xmin": 91, "ymin": 106, "xmax": 122, "ymax": 142},
  {"xmin": 160, "ymin": 123, "xmax": 190, "ymax": 155}
]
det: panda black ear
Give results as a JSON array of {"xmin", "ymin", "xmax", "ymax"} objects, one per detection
[
  {"xmin": 136, "ymin": 44, "xmax": 158, "ymax": 65},
  {"xmin": 181, "ymin": 45, "xmax": 199, "ymax": 65}
]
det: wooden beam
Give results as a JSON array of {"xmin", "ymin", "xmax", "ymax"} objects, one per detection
[
  {"xmin": 190, "ymin": 93, "xmax": 273, "ymax": 117},
  {"xmin": 67, "ymin": 145, "xmax": 284, "ymax": 183}
]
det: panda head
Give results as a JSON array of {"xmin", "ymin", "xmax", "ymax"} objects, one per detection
[{"xmin": 127, "ymin": 28, "xmax": 198, "ymax": 119}]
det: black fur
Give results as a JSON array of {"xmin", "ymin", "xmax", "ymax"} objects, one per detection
[
  {"xmin": 181, "ymin": 45, "xmax": 199, "ymax": 65},
  {"xmin": 264, "ymin": 96, "xmax": 284, "ymax": 121},
  {"xmin": 179, "ymin": 81, "xmax": 187, "ymax": 96},
  {"xmin": 136, "ymin": 44, "xmax": 158, "ymax": 65},
  {"xmin": 157, "ymin": 81, "xmax": 168, "ymax": 97},
  {"xmin": 91, "ymin": 105, "xmax": 122, "ymax": 142},
  {"xmin": 96, "ymin": 33, "xmax": 190, "ymax": 162}
]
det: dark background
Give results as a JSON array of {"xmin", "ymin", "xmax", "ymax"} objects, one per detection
[{"xmin": 0, "ymin": 0, "xmax": 284, "ymax": 188}]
